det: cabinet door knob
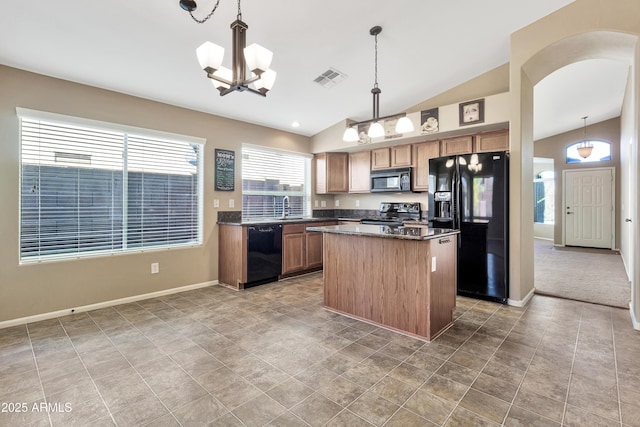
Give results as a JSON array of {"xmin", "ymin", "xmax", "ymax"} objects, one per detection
[{"xmin": 625, "ymin": 218, "xmax": 632, "ymax": 222}]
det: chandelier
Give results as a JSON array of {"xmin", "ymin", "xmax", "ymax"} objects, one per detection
[
  {"xmin": 343, "ymin": 26, "xmax": 414, "ymax": 142},
  {"xmin": 577, "ymin": 116, "xmax": 593, "ymax": 158},
  {"xmin": 179, "ymin": 0, "xmax": 276, "ymax": 97}
]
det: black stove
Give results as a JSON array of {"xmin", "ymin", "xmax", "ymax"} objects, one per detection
[{"xmin": 360, "ymin": 202, "xmax": 421, "ymax": 225}]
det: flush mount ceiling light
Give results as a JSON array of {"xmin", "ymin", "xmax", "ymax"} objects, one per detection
[
  {"xmin": 179, "ymin": 0, "xmax": 276, "ymax": 97},
  {"xmin": 343, "ymin": 26, "xmax": 414, "ymax": 142},
  {"xmin": 577, "ymin": 116, "xmax": 594, "ymax": 158}
]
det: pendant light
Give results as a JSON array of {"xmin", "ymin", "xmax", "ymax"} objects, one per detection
[
  {"xmin": 181, "ymin": 0, "xmax": 276, "ymax": 97},
  {"xmin": 343, "ymin": 26, "xmax": 414, "ymax": 142},
  {"xmin": 577, "ymin": 116, "xmax": 594, "ymax": 159}
]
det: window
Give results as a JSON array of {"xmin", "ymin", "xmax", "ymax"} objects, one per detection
[
  {"xmin": 18, "ymin": 108, "xmax": 204, "ymax": 263},
  {"xmin": 566, "ymin": 140, "xmax": 611, "ymax": 163},
  {"xmin": 241, "ymin": 145, "xmax": 311, "ymax": 219},
  {"xmin": 533, "ymin": 170, "xmax": 554, "ymax": 223}
]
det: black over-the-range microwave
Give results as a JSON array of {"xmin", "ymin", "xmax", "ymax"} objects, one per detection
[{"xmin": 370, "ymin": 167, "xmax": 412, "ymax": 193}]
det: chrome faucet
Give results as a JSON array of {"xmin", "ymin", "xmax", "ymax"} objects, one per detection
[{"xmin": 282, "ymin": 196, "xmax": 290, "ymax": 218}]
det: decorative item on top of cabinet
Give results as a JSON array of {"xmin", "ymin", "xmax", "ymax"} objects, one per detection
[
  {"xmin": 349, "ymin": 151, "xmax": 371, "ymax": 193},
  {"xmin": 371, "ymin": 147, "xmax": 391, "ymax": 170},
  {"xmin": 440, "ymin": 135, "xmax": 473, "ymax": 156},
  {"xmin": 412, "ymin": 140, "xmax": 439, "ymax": 191},
  {"xmin": 474, "ymin": 129, "xmax": 509, "ymax": 153},
  {"xmin": 315, "ymin": 153, "xmax": 348, "ymax": 194}
]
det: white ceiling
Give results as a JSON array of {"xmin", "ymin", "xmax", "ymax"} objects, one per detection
[{"xmin": 0, "ymin": 0, "xmax": 627, "ymax": 140}]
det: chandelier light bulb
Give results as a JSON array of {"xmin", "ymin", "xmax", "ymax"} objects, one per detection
[
  {"xmin": 395, "ymin": 116, "xmax": 414, "ymax": 133},
  {"xmin": 343, "ymin": 127, "xmax": 359, "ymax": 142},
  {"xmin": 368, "ymin": 122, "xmax": 385, "ymax": 138},
  {"xmin": 196, "ymin": 42, "xmax": 224, "ymax": 72}
]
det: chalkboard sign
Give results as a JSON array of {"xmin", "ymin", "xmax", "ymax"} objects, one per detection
[{"xmin": 215, "ymin": 149, "xmax": 235, "ymax": 191}]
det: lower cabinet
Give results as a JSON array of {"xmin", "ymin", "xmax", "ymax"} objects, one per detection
[{"xmin": 282, "ymin": 221, "xmax": 336, "ymax": 275}]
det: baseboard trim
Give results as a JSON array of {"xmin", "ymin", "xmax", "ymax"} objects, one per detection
[
  {"xmin": 508, "ymin": 287, "xmax": 535, "ymax": 307},
  {"xmin": 631, "ymin": 302, "xmax": 640, "ymax": 331},
  {"xmin": 0, "ymin": 280, "xmax": 218, "ymax": 329}
]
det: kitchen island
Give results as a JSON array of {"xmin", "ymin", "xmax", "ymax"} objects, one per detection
[{"xmin": 306, "ymin": 224, "xmax": 460, "ymax": 341}]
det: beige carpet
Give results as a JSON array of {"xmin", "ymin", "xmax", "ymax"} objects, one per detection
[{"xmin": 534, "ymin": 238, "xmax": 631, "ymax": 308}]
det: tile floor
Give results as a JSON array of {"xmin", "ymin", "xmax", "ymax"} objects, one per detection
[{"xmin": 1, "ymin": 272, "xmax": 639, "ymax": 426}]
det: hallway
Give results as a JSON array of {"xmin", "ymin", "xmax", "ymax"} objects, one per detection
[{"xmin": 534, "ymin": 238, "xmax": 631, "ymax": 309}]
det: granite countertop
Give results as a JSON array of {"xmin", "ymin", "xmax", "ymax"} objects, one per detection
[
  {"xmin": 306, "ymin": 224, "xmax": 459, "ymax": 241},
  {"xmin": 217, "ymin": 217, "xmax": 335, "ymax": 226}
]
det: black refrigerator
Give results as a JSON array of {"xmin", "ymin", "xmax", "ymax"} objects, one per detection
[{"xmin": 428, "ymin": 152, "xmax": 509, "ymax": 303}]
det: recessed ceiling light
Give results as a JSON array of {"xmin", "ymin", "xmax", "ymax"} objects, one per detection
[{"xmin": 291, "ymin": 121, "xmax": 300, "ymax": 128}]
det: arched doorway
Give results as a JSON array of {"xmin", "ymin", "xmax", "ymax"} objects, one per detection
[{"xmin": 508, "ymin": 0, "xmax": 640, "ymax": 328}]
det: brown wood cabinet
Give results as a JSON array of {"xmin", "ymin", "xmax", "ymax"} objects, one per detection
[
  {"xmin": 321, "ymin": 231, "xmax": 458, "ymax": 341},
  {"xmin": 218, "ymin": 224, "xmax": 247, "ymax": 289},
  {"xmin": 474, "ymin": 130, "xmax": 509, "ymax": 153},
  {"xmin": 412, "ymin": 140, "xmax": 440, "ymax": 191},
  {"xmin": 371, "ymin": 148, "xmax": 390, "ymax": 170},
  {"xmin": 349, "ymin": 151, "xmax": 371, "ymax": 193},
  {"xmin": 282, "ymin": 221, "xmax": 337, "ymax": 275},
  {"xmin": 391, "ymin": 144, "xmax": 412, "ymax": 167},
  {"xmin": 440, "ymin": 136, "xmax": 473, "ymax": 156},
  {"xmin": 282, "ymin": 223, "xmax": 306, "ymax": 274},
  {"xmin": 315, "ymin": 153, "xmax": 348, "ymax": 194}
]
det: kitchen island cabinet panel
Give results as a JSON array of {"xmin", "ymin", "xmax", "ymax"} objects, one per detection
[{"xmin": 320, "ymin": 228, "xmax": 457, "ymax": 341}]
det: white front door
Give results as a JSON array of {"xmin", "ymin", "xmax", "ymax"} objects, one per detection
[{"xmin": 564, "ymin": 168, "xmax": 614, "ymax": 249}]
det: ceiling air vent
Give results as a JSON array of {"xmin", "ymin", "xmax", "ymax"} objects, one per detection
[{"xmin": 313, "ymin": 68, "xmax": 347, "ymax": 88}]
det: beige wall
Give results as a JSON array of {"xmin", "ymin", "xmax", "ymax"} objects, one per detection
[
  {"xmin": 311, "ymin": 65, "xmax": 510, "ymax": 154},
  {"xmin": 509, "ymin": 0, "xmax": 640, "ymax": 309},
  {"xmin": 534, "ymin": 118, "xmax": 622, "ymax": 247},
  {"xmin": 0, "ymin": 65, "xmax": 312, "ymax": 322}
]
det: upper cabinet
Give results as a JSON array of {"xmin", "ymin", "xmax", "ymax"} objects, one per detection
[
  {"xmin": 315, "ymin": 153, "xmax": 348, "ymax": 194},
  {"xmin": 349, "ymin": 151, "xmax": 371, "ymax": 193},
  {"xmin": 371, "ymin": 145, "xmax": 412, "ymax": 170},
  {"xmin": 474, "ymin": 130, "xmax": 509, "ymax": 153},
  {"xmin": 391, "ymin": 144, "xmax": 412, "ymax": 167},
  {"xmin": 440, "ymin": 136, "xmax": 473, "ymax": 156},
  {"xmin": 371, "ymin": 148, "xmax": 391, "ymax": 170},
  {"xmin": 412, "ymin": 140, "xmax": 440, "ymax": 191}
]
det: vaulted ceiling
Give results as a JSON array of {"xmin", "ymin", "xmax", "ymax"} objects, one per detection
[{"xmin": 0, "ymin": 0, "xmax": 628, "ymax": 140}]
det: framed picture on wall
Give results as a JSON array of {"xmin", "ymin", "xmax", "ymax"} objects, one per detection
[{"xmin": 459, "ymin": 99, "xmax": 485, "ymax": 126}]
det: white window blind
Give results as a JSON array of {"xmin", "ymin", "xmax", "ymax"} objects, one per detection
[
  {"xmin": 18, "ymin": 109, "xmax": 203, "ymax": 262},
  {"xmin": 242, "ymin": 145, "xmax": 311, "ymax": 219}
]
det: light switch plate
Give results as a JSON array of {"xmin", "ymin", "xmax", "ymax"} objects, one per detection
[
  {"xmin": 321, "ymin": 200, "xmax": 326, "ymax": 207},
  {"xmin": 213, "ymin": 199, "xmax": 219, "ymax": 208},
  {"xmin": 335, "ymin": 200, "xmax": 340, "ymax": 207},
  {"xmin": 229, "ymin": 199, "xmax": 234, "ymax": 208},
  {"xmin": 151, "ymin": 263, "xmax": 159, "ymax": 274},
  {"xmin": 431, "ymin": 257, "xmax": 436, "ymax": 272},
  {"xmin": 315, "ymin": 200, "xmax": 318, "ymax": 207}
]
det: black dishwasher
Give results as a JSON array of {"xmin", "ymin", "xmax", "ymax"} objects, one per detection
[{"xmin": 246, "ymin": 224, "xmax": 282, "ymax": 288}]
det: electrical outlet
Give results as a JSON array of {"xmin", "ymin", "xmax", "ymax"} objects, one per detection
[
  {"xmin": 314, "ymin": 200, "xmax": 318, "ymax": 208},
  {"xmin": 229, "ymin": 199, "xmax": 234, "ymax": 208},
  {"xmin": 335, "ymin": 199, "xmax": 340, "ymax": 207},
  {"xmin": 431, "ymin": 257, "xmax": 436, "ymax": 272},
  {"xmin": 214, "ymin": 199, "xmax": 219, "ymax": 208},
  {"xmin": 151, "ymin": 262, "xmax": 159, "ymax": 274},
  {"xmin": 355, "ymin": 200, "xmax": 360, "ymax": 208},
  {"xmin": 321, "ymin": 200, "xmax": 326, "ymax": 207}
]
